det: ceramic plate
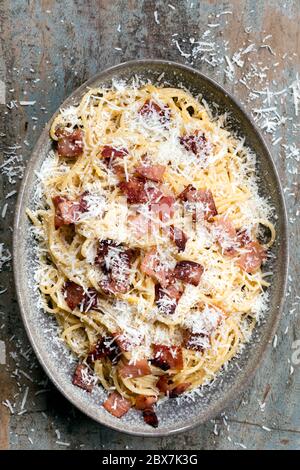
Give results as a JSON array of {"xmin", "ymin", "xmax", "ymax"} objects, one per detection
[{"xmin": 13, "ymin": 60, "xmax": 288, "ymax": 436}]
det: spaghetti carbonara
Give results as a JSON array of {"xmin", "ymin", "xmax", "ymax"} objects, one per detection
[{"xmin": 27, "ymin": 81, "xmax": 275, "ymax": 428}]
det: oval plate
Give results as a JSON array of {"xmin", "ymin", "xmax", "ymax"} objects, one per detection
[{"xmin": 13, "ymin": 60, "xmax": 288, "ymax": 436}]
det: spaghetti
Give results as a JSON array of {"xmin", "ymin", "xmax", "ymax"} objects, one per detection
[{"xmin": 27, "ymin": 82, "xmax": 275, "ymax": 427}]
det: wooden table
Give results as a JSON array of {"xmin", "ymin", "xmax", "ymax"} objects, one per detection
[{"xmin": 0, "ymin": 0, "xmax": 299, "ymax": 450}]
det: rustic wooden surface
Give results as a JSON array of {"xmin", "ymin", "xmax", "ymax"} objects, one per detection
[{"xmin": 0, "ymin": 0, "xmax": 299, "ymax": 450}]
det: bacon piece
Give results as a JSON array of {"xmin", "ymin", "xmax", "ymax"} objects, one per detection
[
  {"xmin": 168, "ymin": 382, "xmax": 191, "ymax": 398},
  {"xmin": 96, "ymin": 240, "xmax": 134, "ymax": 294},
  {"xmin": 141, "ymin": 249, "xmax": 173, "ymax": 288},
  {"xmin": 63, "ymin": 281, "xmax": 98, "ymax": 312},
  {"xmin": 64, "ymin": 281, "xmax": 84, "ymax": 310},
  {"xmin": 56, "ymin": 128, "xmax": 83, "ymax": 158},
  {"xmin": 95, "ymin": 239, "xmax": 116, "ymax": 266},
  {"xmin": 156, "ymin": 376, "xmax": 189, "ymax": 397},
  {"xmin": 236, "ymin": 228, "xmax": 251, "ymax": 247},
  {"xmin": 53, "ymin": 196, "xmax": 77, "ymax": 229},
  {"xmin": 136, "ymin": 164, "xmax": 166, "ymax": 182},
  {"xmin": 119, "ymin": 359, "xmax": 151, "ymax": 379},
  {"xmin": 155, "ymin": 284, "xmax": 182, "ymax": 315},
  {"xmin": 52, "ymin": 193, "xmax": 88, "ymax": 229},
  {"xmin": 77, "ymin": 191, "xmax": 90, "ymax": 212},
  {"xmin": 156, "ymin": 375, "xmax": 173, "ymax": 393},
  {"xmin": 101, "ymin": 146, "xmax": 128, "ymax": 177},
  {"xmin": 174, "ymin": 260, "xmax": 203, "ymax": 286},
  {"xmin": 80, "ymin": 288, "xmax": 98, "ymax": 312},
  {"xmin": 178, "ymin": 184, "xmax": 198, "ymax": 202},
  {"xmin": 214, "ymin": 217, "xmax": 238, "ymax": 256},
  {"xmin": 72, "ymin": 364, "xmax": 95, "ymax": 392},
  {"xmin": 238, "ymin": 241, "xmax": 266, "ymax": 274},
  {"xmin": 135, "ymin": 395, "xmax": 157, "ymax": 410},
  {"xmin": 53, "ymin": 196, "xmax": 68, "ymax": 229},
  {"xmin": 113, "ymin": 331, "xmax": 143, "ymax": 352},
  {"xmin": 150, "ymin": 195, "xmax": 175, "ymax": 222},
  {"xmin": 143, "ymin": 408, "xmax": 158, "ymax": 428},
  {"xmin": 99, "ymin": 277, "xmax": 129, "ymax": 295},
  {"xmin": 179, "ymin": 185, "xmax": 217, "ymax": 222},
  {"xmin": 183, "ymin": 330, "xmax": 210, "ymax": 352},
  {"xmin": 103, "ymin": 392, "xmax": 131, "ymax": 418},
  {"xmin": 119, "ymin": 177, "xmax": 165, "ymax": 205},
  {"xmin": 194, "ymin": 189, "xmax": 217, "ymax": 221},
  {"xmin": 101, "ymin": 146, "xmax": 128, "ymax": 158},
  {"xmin": 118, "ymin": 178, "xmax": 148, "ymax": 204},
  {"xmin": 151, "ymin": 345, "xmax": 183, "ymax": 371},
  {"xmin": 139, "ymin": 99, "xmax": 170, "ymax": 124},
  {"xmin": 88, "ymin": 336, "xmax": 121, "ymax": 365},
  {"xmin": 169, "ymin": 225, "xmax": 188, "ymax": 252},
  {"xmin": 180, "ymin": 131, "xmax": 209, "ymax": 157}
]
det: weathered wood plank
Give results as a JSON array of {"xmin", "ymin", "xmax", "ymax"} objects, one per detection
[{"xmin": 0, "ymin": 0, "xmax": 299, "ymax": 450}]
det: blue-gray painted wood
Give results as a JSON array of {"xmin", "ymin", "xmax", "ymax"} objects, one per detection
[{"xmin": 0, "ymin": 0, "xmax": 299, "ymax": 450}]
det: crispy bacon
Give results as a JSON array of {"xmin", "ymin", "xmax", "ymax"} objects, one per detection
[
  {"xmin": 101, "ymin": 146, "xmax": 128, "ymax": 177},
  {"xmin": 180, "ymin": 131, "xmax": 209, "ymax": 158},
  {"xmin": 135, "ymin": 395, "xmax": 157, "ymax": 410},
  {"xmin": 150, "ymin": 195, "xmax": 175, "ymax": 222},
  {"xmin": 113, "ymin": 331, "xmax": 143, "ymax": 352},
  {"xmin": 214, "ymin": 220, "xmax": 253, "ymax": 257},
  {"xmin": 169, "ymin": 225, "xmax": 188, "ymax": 252},
  {"xmin": 80, "ymin": 288, "xmax": 98, "ymax": 312},
  {"xmin": 136, "ymin": 164, "xmax": 166, "ymax": 182},
  {"xmin": 156, "ymin": 375, "xmax": 173, "ymax": 393},
  {"xmin": 119, "ymin": 359, "xmax": 151, "ymax": 379},
  {"xmin": 52, "ymin": 193, "xmax": 88, "ymax": 229},
  {"xmin": 156, "ymin": 376, "xmax": 190, "ymax": 397},
  {"xmin": 139, "ymin": 99, "xmax": 170, "ymax": 124},
  {"xmin": 99, "ymin": 277, "xmax": 128, "ymax": 295},
  {"xmin": 118, "ymin": 177, "xmax": 149, "ymax": 204},
  {"xmin": 174, "ymin": 260, "xmax": 203, "ymax": 286},
  {"xmin": 103, "ymin": 392, "xmax": 131, "ymax": 418},
  {"xmin": 236, "ymin": 228, "xmax": 251, "ymax": 247},
  {"xmin": 56, "ymin": 128, "xmax": 83, "ymax": 158},
  {"xmin": 168, "ymin": 382, "xmax": 191, "ymax": 398},
  {"xmin": 88, "ymin": 336, "xmax": 121, "ymax": 365},
  {"xmin": 151, "ymin": 345, "xmax": 183, "ymax": 371},
  {"xmin": 178, "ymin": 184, "xmax": 198, "ymax": 202},
  {"xmin": 214, "ymin": 217, "xmax": 238, "ymax": 256},
  {"xmin": 53, "ymin": 196, "xmax": 77, "ymax": 229},
  {"xmin": 101, "ymin": 146, "xmax": 128, "ymax": 158},
  {"xmin": 64, "ymin": 281, "xmax": 84, "ymax": 310},
  {"xmin": 96, "ymin": 240, "xmax": 134, "ymax": 294},
  {"xmin": 77, "ymin": 191, "xmax": 90, "ymax": 212},
  {"xmin": 53, "ymin": 196, "xmax": 68, "ymax": 229},
  {"xmin": 178, "ymin": 185, "xmax": 217, "ymax": 221},
  {"xmin": 63, "ymin": 281, "xmax": 98, "ymax": 312},
  {"xmin": 72, "ymin": 363, "xmax": 95, "ymax": 392},
  {"xmin": 141, "ymin": 249, "xmax": 173, "ymax": 288},
  {"xmin": 143, "ymin": 407, "xmax": 158, "ymax": 428},
  {"xmin": 119, "ymin": 177, "xmax": 165, "ymax": 206},
  {"xmin": 183, "ymin": 330, "xmax": 209, "ymax": 352},
  {"xmin": 95, "ymin": 239, "xmax": 117, "ymax": 266},
  {"xmin": 155, "ymin": 284, "xmax": 182, "ymax": 315},
  {"xmin": 238, "ymin": 241, "xmax": 266, "ymax": 273}
]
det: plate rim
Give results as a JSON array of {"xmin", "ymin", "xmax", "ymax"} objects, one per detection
[{"xmin": 13, "ymin": 59, "xmax": 289, "ymax": 437}]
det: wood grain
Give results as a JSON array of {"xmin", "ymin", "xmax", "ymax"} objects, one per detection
[{"xmin": 0, "ymin": 0, "xmax": 299, "ymax": 450}]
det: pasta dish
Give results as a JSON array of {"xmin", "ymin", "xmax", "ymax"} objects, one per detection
[{"xmin": 27, "ymin": 81, "xmax": 275, "ymax": 428}]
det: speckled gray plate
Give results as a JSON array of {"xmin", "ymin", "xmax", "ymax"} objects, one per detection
[{"xmin": 13, "ymin": 60, "xmax": 288, "ymax": 436}]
